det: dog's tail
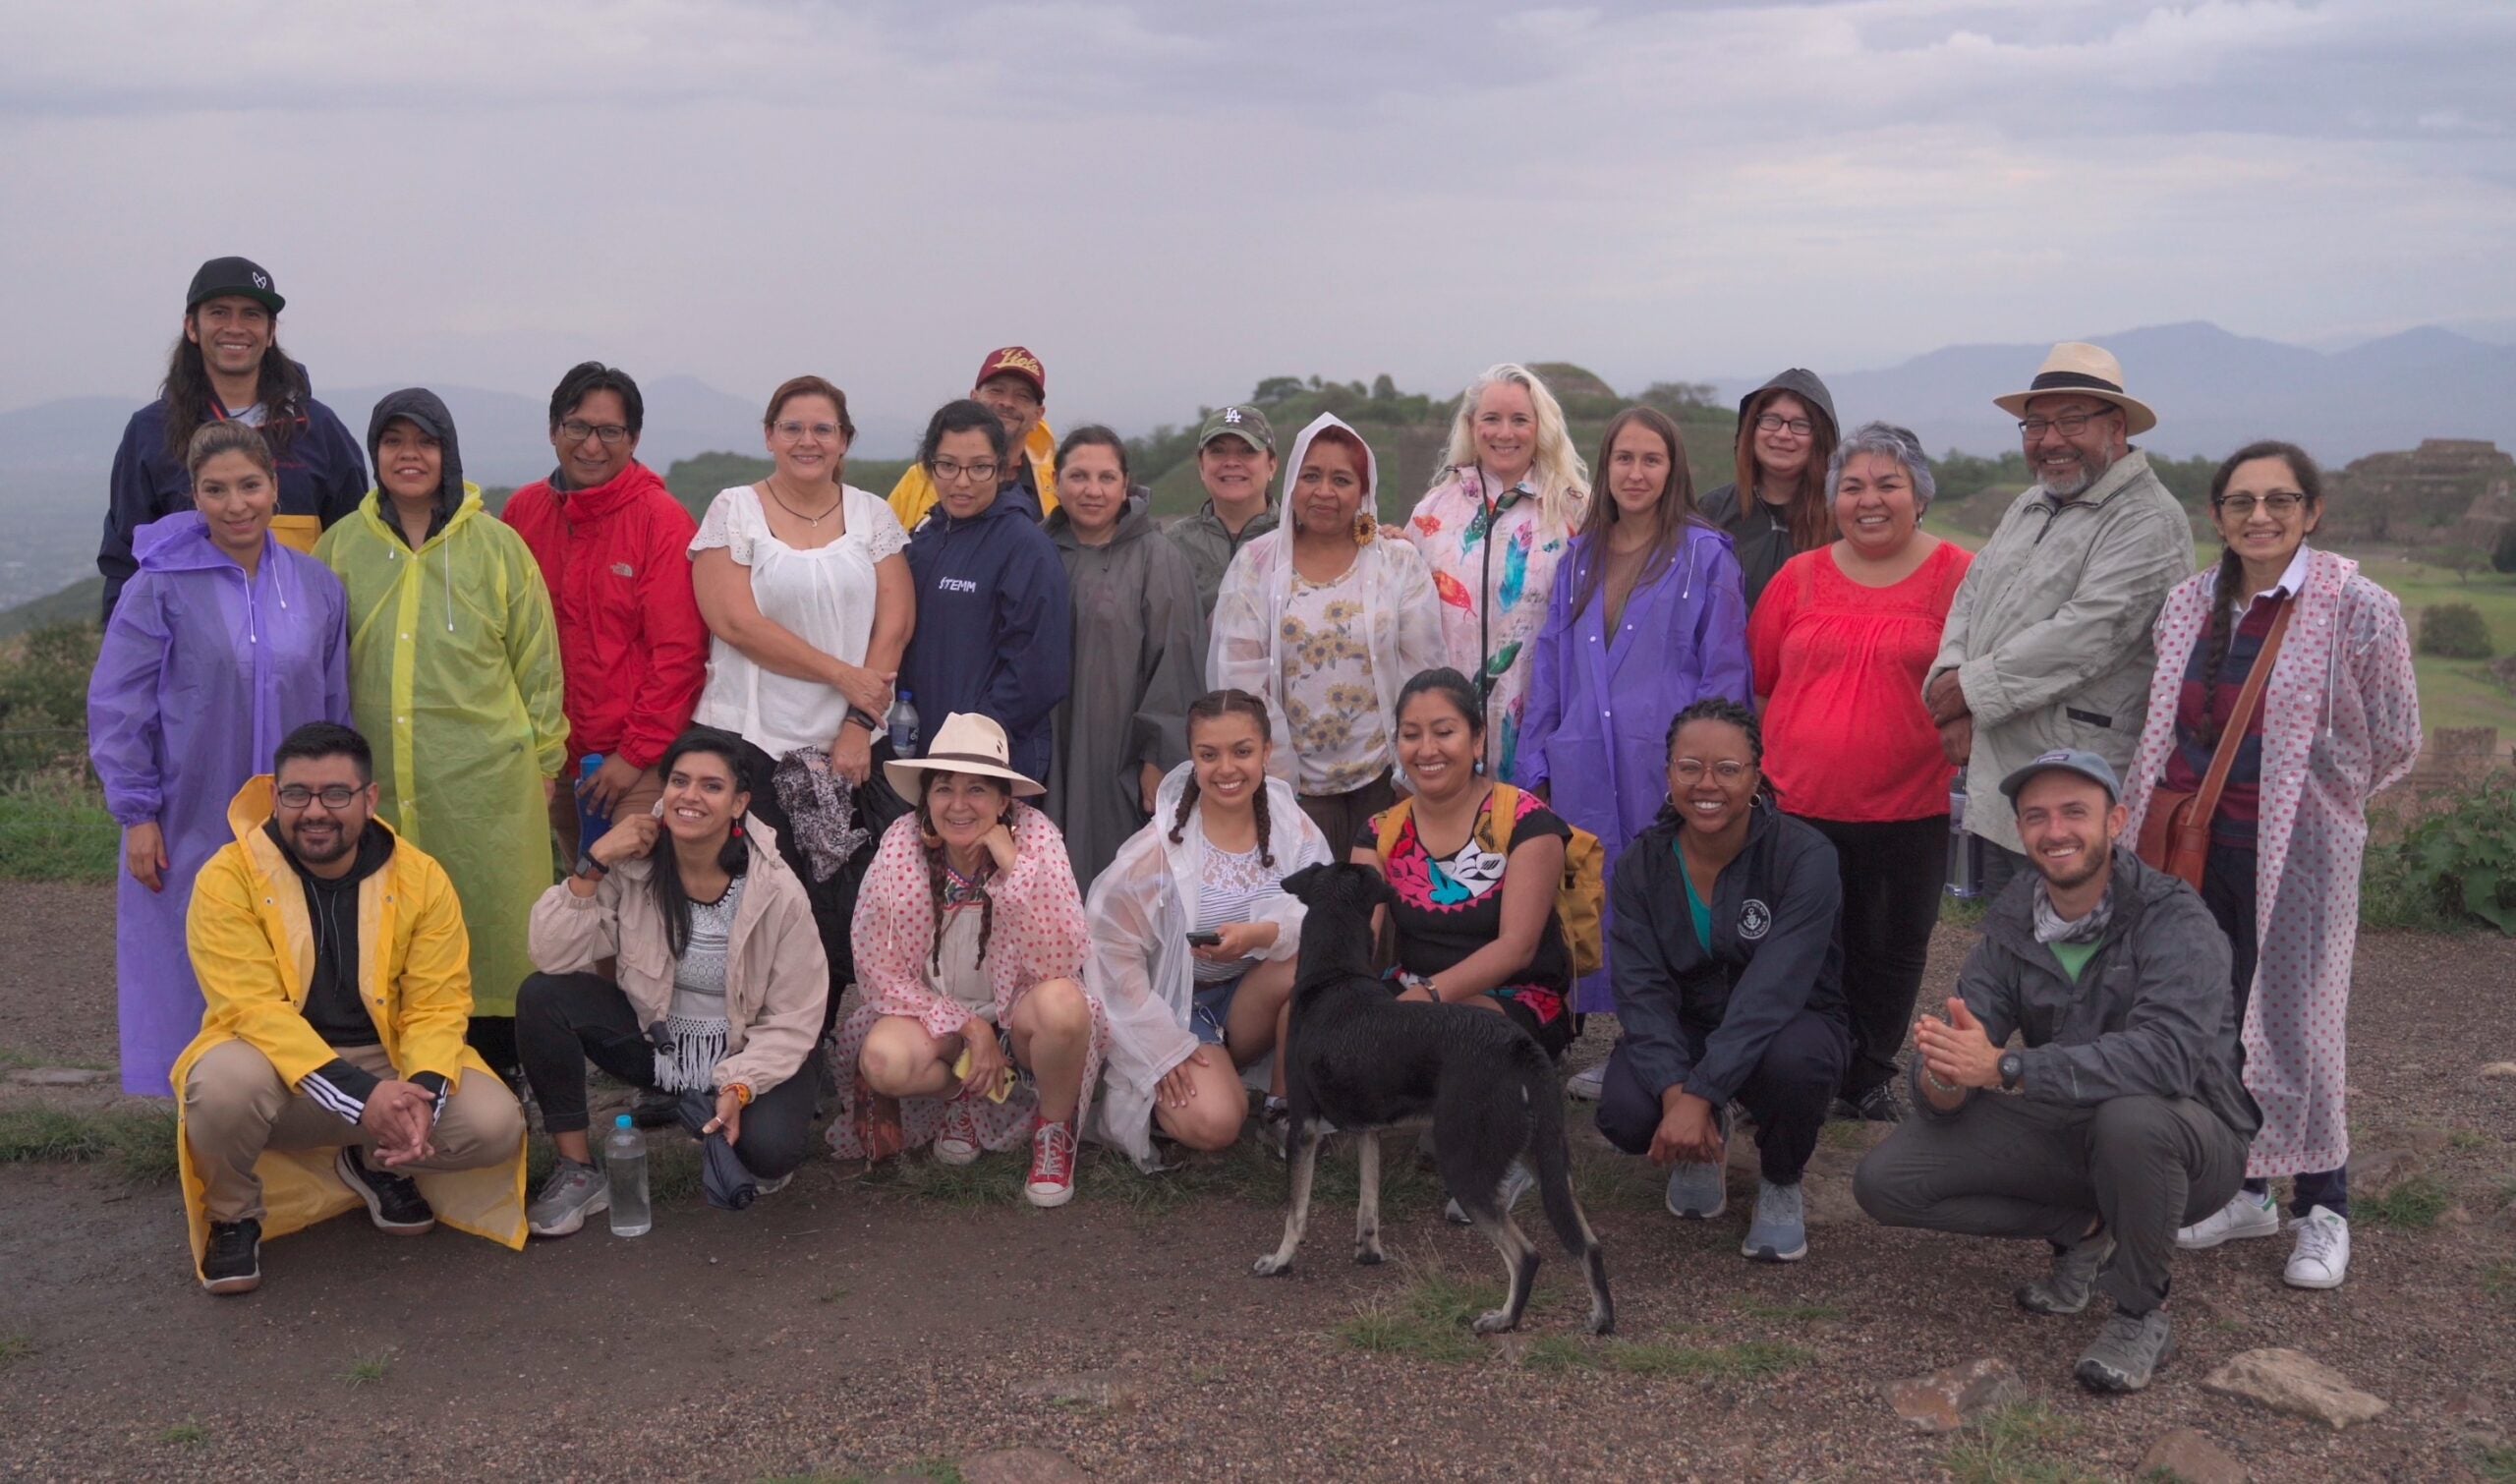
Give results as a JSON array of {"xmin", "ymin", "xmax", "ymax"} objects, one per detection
[{"xmin": 1522, "ymin": 1056, "xmax": 1595, "ymax": 1260}]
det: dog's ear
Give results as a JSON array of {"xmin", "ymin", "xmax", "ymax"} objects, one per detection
[
  {"xmin": 1355, "ymin": 861, "xmax": 1399, "ymax": 910},
  {"xmin": 1282, "ymin": 863, "xmax": 1326, "ymax": 900}
]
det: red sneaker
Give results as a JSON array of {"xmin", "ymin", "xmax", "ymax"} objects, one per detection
[{"xmin": 1025, "ymin": 1119, "xmax": 1077, "ymax": 1208}]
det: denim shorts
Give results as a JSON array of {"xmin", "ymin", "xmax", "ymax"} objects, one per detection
[{"xmin": 1189, "ymin": 971, "xmax": 1248, "ymax": 1047}]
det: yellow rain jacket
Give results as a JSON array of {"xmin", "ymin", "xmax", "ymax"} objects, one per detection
[
  {"xmin": 172, "ymin": 777, "xmax": 528, "ymax": 1275},
  {"xmin": 315, "ymin": 486, "xmax": 567, "ymax": 1016},
  {"xmin": 886, "ymin": 419, "xmax": 1061, "ymax": 532}
]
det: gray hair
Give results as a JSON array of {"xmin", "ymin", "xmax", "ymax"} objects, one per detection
[{"xmin": 1825, "ymin": 421, "xmax": 1936, "ymax": 515}]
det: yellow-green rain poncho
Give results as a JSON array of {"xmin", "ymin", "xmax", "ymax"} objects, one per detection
[{"xmin": 314, "ymin": 388, "xmax": 567, "ymax": 1017}]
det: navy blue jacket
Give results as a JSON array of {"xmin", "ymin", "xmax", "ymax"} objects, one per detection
[
  {"xmin": 98, "ymin": 380, "xmax": 368, "ymax": 619},
  {"xmin": 900, "ymin": 492, "xmax": 1073, "ymax": 782},
  {"xmin": 1609, "ymin": 804, "xmax": 1846, "ymax": 1107}
]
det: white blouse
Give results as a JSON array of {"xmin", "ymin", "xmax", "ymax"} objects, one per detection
[{"xmin": 690, "ymin": 484, "xmax": 908, "ymax": 758}]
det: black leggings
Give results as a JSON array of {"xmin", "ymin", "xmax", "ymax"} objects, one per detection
[
  {"xmin": 1799, "ymin": 815, "xmax": 1948, "ymax": 1099},
  {"xmin": 515, "ymin": 971, "xmax": 817, "ymax": 1180}
]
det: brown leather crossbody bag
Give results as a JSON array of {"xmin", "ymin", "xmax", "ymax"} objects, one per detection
[{"xmin": 2138, "ymin": 600, "xmax": 2293, "ymax": 888}]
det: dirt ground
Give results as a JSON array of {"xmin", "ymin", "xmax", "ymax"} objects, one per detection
[{"xmin": 2, "ymin": 882, "xmax": 2511, "ymax": 1482}]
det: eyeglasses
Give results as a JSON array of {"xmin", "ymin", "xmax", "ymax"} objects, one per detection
[
  {"xmin": 2213, "ymin": 492, "xmax": 2309, "ymax": 517},
  {"xmin": 276, "ymin": 783, "xmax": 364, "ymax": 809},
  {"xmin": 1671, "ymin": 759, "xmax": 1750, "ymax": 783},
  {"xmin": 931, "ymin": 458, "xmax": 1001, "ymax": 485},
  {"xmin": 1754, "ymin": 414, "xmax": 1813, "ymax": 437},
  {"xmin": 2017, "ymin": 411, "xmax": 2115, "ymax": 439},
  {"xmin": 772, "ymin": 421, "xmax": 842, "ymax": 442},
  {"xmin": 558, "ymin": 419, "xmax": 631, "ymax": 446}
]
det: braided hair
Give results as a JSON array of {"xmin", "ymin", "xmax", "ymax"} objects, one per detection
[
  {"xmin": 2199, "ymin": 440, "xmax": 2323, "ymax": 747},
  {"xmin": 1171, "ymin": 689, "xmax": 1277, "ymax": 867},
  {"xmin": 1662, "ymin": 696, "xmax": 1780, "ymax": 815},
  {"xmin": 916, "ymin": 772, "xmax": 1009, "ymax": 974}
]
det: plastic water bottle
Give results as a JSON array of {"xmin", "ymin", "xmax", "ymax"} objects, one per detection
[
  {"xmin": 576, "ymin": 752, "xmax": 613, "ymax": 851},
  {"xmin": 886, "ymin": 690, "xmax": 920, "ymax": 755},
  {"xmin": 604, "ymin": 1113, "xmax": 651, "ymax": 1236},
  {"xmin": 1946, "ymin": 784, "xmax": 1980, "ymax": 900}
]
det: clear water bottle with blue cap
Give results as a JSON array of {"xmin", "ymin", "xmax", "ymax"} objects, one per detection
[
  {"xmin": 886, "ymin": 690, "xmax": 920, "ymax": 755},
  {"xmin": 604, "ymin": 1113, "xmax": 651, "ymax": 1236}
]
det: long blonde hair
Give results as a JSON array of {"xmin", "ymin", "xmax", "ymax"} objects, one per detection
[{"xmin": 1437, "ymin": 363, "xmax": 1588, "ymax": 539}]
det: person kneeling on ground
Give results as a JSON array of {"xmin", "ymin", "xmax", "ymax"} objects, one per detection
[
  {"xmin": 826, "ymin": 713, "xmax": 1105, "ymax": 1208},
  {"xmin": 1088, "ymin": 689, "xmax": 1333, "ymax": 1168},
  {"xmin": 1852, "ymin": 749, "xmax": 2256, "ymax": 1395},
  {"xmin": 177, "ymin": 722, "xmax": 527, "ymax": 1295},
  {"xmin": 1594, "ymin": 699, "xmax": 1849, "ymax": 1266},
  {"xmin": 519, "ymin": 727, "xmax": 830, "ymax": 1236}
]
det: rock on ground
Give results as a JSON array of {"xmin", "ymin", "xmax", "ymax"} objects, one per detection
[
  {"xmin": 2481, "ymin": 1061, "xmax": 2516, "ymax": 1079},
  {"xmin": 1007, "ymin": 1370, "xmax": 1148, "ymax": 1412},
  {"xmin": 1885, "ymin": 1357, "xmax": 2025, "ymax": 1433},
  {"xmin": 2139, "ymin": 1426, "xmax": 2250, "ymax": 1483},
  {"xmin": 2202, "ymin": 1348, "xmax": 2388, "ymax": 1430}
]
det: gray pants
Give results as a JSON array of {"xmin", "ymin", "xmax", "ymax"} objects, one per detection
[
  {"xmin": 1852, "ymin": 1093, "xmax": 2246, "ymax": 1313},
  {"xmin": 1976, "ymin": 839, "xmax": 2033, "ymax": 905}
]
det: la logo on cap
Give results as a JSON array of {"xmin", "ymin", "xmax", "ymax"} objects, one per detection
[{"xmin": 1224, "ymin": 408, "xmax": 1244, "ymax": 424}]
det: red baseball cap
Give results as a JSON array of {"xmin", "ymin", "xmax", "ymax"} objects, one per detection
[{"xmin": 973, "ymin": 346, "xmax": 1046, "ymax": 400}]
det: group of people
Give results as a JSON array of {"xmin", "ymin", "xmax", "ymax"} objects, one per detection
[{"xmin": 90, "ymin": 257, "xmax": 2424, "ymax": 1397}]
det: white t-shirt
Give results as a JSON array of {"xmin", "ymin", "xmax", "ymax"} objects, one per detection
[{"xmin": 690, "ymin": 484, "xmax": 909, "ymax": 758}]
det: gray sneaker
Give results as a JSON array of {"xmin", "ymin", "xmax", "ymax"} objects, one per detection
[
  {"xmin": 1445, "ymin": 1160, "xmax": 1534, "ymax": 1226},
  {"xmin": 1740, "ymin": 1179, "xmax": 1806, "ymax": 1262},
  {"xmin": 1665, "ymin": 1161, "xmax": 1726, "ymax": 1220},
  {"xmin": 2075, "ymin": 1307, "xmax": 2174, "ymax": 1393},
  {"xmin": 2016, "ymin": 1228, "xmax": 2116, "ymax": 1315},
  {"xmin": 527, "ymin": 1158, "xmax": 609, "ymax": 1238}
]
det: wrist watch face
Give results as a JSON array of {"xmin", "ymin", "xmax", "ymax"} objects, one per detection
[{"xmin": 1999, "ymin": 1052, "xmax": 2023, "ymax": 1090}]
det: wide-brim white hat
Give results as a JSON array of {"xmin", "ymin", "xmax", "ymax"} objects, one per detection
[
  {"xmin": 883, "ymin": 711, "xmax": 1046, "ymax": 798},
  {"xmin": 1992, "ymin": 341, "xmax": 2158, "ymax": 436}
]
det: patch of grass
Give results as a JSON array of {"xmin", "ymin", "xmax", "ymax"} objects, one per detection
[
  {"xmin": 1939, "ymin": 892, "xmax": 1989, "ymax": 930},
  {"xmin": 2484, "ymin": 1261, "xmax": 2516, "ymax": 1308},
  {"xmin": 1738, "ymin": 1297, "xmax": 1843, "ymax": 1323},
  {"xmin": 1336, "ymin": 1299, "xmax": 1482, "ymax": 1364},
  {"xmin": 2361, "ymin": 1172, "xmax": 2452, "ymax": 1229},
  {"xmin": 858, "ymin": 1149, "xmax": 1024, "ymax": 1208},
  {"xmin": 2448, "ymin": 1128, "xmax": 2493, "ymax": 1152},
  {"xmin": 0, "ymin": 1334, "xmax": 31, "ymax": 1370},
  {"xmin": 2476, "ymin": 1443, "xmax": 2516, "ymax": 1484},
  {"xmin": 160, "ymin": 1420, "xmax": 207, "ymax": 1447},
  {"xmin": 1940, "ymin": 1403, "xmax": 2097, "ymax": 1484},
  {"xmin": 817, "ymin": 1285, "xmax": 850, "ymax": 1305},
  {"xmin": 0, "ymin": 773, "xmax": 118, "ymax": 884},
  {"xmin": 1519, "ymin": 1335, "xmax": 1596, "ymax": 1372},
  {"xmin": 0, "ymin": 1105, "xmax": 178, "ymax": 1182},
  {"xmin": 341, "ymin": 1352, "xmax": 392, "ymax": 1388},
  {"xmin": 1603, "ymin": 1339, "xmax": 1812, "ymax": 1380}
]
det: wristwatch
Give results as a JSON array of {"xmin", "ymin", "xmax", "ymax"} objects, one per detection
[
  {"xmin": 573, "ymin": 851, "xmax": 609, "ymax": 881},
  {"xmin": 1998, "ymin": 1051, "xmax": 2025, "ymax": 1092}
]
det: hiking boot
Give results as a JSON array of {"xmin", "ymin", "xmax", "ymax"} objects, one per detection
[
  {"xmin": 526, "ymin": 1157, "xmax": 608, "ymax": 1238},
  {"xmin": 2016, "ymin": 1227, "xmax": 2115, "ymax": 1315},
  {"xmin": 934, "ymin": 1094, "xmax": 982, "ymax": 1167},
  {"xmin": 1446, "ymin": 1160, "xmax": 1535, "ymax": 1226},
  {"xmin": 1665, "ymin": 1162, "xmax": 1726, "ymax": 1221},
  {"xmin": 2075, "ymin": 1307, "xmax": 2173, "ymax": 1393},
  {"xmin": 630, "ymin": 1087, "xmax": 680, "ymax": 1129},
  {"xmin": 200, "ymin": 1218, "xmax": 262, "ymax": 1295},
  {"xmin": 1025, "ymin": 1119, "xmax": 1077, "ymax": 1208},
  {"xmin": 1842, "ymin": 1081, "xmax": 1905, "ymax": 1123},
  {"xmin": 1741, "ymin": 1179, "xmax": 1807, "ymax": 1262},
  {"xmin": 2175, "ymin": 1188, "xmax": 2280, "ymax": 1250},
  {"xmin": 337, "ymin": 1146, "xmax": 434, "ymax": 1235},
  {"xmin": 1564, "ymin": 1063, "xmax": 1607, "ymax": 1102},
  {"xmin": 2283, "ymin": 1206, "xmax": 2351, "ymax": 1289}
]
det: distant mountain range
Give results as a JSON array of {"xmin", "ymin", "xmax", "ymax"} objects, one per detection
[{"xmin": 1725, "ymin": 320, "xmax": 2516, "ymax": 463}]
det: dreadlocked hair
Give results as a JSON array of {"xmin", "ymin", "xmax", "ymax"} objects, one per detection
[
  {"xmin": 1663, "ymin": 696, "xmax": 1781, "ymax": 813},
  {"xmin": 2199, "ymin": 440, "xmax": 2322, "ymax": 747},
  {"xmin": 1171, "ymin": 689, "xmax": 1278, "ymax": 866},
  {"xmin": 917, "ymin": 775, "xmax": 1007, "ymax": 974}
]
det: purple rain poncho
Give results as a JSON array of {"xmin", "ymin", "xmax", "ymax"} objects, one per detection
[
  {"xmin": 87, "ymin": 511, "xmax": 350, "ymax": 1095},
  {"xmin": 1516, "ymin": 523, "xmax": 1752, "ymax": 1013}
]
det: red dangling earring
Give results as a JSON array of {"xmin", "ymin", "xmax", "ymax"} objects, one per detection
[{"xmin": 730, "ymin": 818, "xmax": 744, "ymax": 838}]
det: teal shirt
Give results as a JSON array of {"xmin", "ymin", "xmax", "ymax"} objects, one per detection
[{"xmin": 1680, "ymin": 846, "xmax": 1714, "ymax": 950}]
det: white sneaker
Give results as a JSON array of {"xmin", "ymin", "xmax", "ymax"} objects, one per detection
[
  {"xmin": 1564, "ymin": 1064, "xmax": 1607, "ymax": 1101},
  {"xmin": 2283, "ymin": 1206, "xmax": 2350, "ymax": 1289},
  {"xmin": 2175, "ymin": 1189, "xmax": 2280, "ymax": 1250}
]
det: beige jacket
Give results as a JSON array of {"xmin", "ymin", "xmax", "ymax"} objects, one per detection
[{"xmin": 527, "ymin": 814, "xmax": 829, "ymax": 1097}]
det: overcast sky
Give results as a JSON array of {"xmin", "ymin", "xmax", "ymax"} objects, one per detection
[{"xmin": 7, "ymin": 0, "xmax": 2512, "ymax": 447}]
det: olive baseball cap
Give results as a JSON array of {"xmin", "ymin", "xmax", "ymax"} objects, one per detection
[
  {"xmin": 1999, "ymin": 748, "xmax": 2121, "ymax": 806},
  {"xmin": 1198, "ymin": 404, "xmax": 1275, "ymax": 454},
  {"xmin": 187, "ymin": 256, "xmax": 284, "ymax": 314}
]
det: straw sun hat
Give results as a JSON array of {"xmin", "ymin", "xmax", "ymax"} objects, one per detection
[
  {"xmin": 1991, "ymin": 341, "xmax": 2158, "ymax": 437},
  {"xmin": 883, "ymin": 712, "xmax": 1047, "ymax": 799}
]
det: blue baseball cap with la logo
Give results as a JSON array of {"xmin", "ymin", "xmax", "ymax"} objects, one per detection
[
  {"xmin": 2000, "ymin": 747, "xmax": 2121, "ymax": 805},
  {"xmin": 187, "ymin": 256, "xmax": 285, "ymax": 314}
]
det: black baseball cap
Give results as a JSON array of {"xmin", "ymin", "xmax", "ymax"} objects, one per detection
[{"xmin": 187, "ymin": 257, "xmax": 285, "ymax": 314}]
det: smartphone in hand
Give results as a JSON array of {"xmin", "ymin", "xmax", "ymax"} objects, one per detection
[{"xmin": 1184, "ymin": 930, "xmax": 1224, "ymax": 947}]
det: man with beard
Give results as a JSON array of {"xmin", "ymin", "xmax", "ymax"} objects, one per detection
[
  {"xmin": 1852, "ymin": 750, "xmax": 2253, "ymax": 1395},
  {"xmin": 174, "ymin": 722, "xmax": 528, "ymax": 1294},
  {"xmin": 1925, "ymin": 344, "xmax": 2193, "ymax": 899}
]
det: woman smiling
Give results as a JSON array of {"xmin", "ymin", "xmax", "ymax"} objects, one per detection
[{"xmin": 1699, "ymin": 370, "xmax": 1841, "ymax": 611}]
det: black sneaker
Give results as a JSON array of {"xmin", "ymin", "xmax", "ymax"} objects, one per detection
[
  {"xmin": 631, "ymin": 1087, "xmax": 681, "ymax": 1129},
  {"xmin": 1847, "ymin": 1081, "xmax": 1905, "ymax": 1123},
  {"xmin": 337, "ymin": 1146, "xmax": 435, "ymax": 1235},
  {"xmin": 200, "ymin": 1218, "xmax": 262, "ymax": 1295}
]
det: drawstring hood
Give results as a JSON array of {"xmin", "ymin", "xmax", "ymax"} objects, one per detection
[{"xmin": 365, "ymin": 388, "xmax": 466, "ymax": 551}]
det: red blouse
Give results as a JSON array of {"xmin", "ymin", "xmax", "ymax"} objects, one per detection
[{"xmin": 1749, "ymin": 542, "xmax": 1973, "ymax": 824}]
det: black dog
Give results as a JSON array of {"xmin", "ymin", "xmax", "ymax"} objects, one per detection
[{"xmin": 1253, "ymin": 862, "xmax": 1612, "ymax": 1337}]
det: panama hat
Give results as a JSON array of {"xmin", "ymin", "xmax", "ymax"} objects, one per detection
[
  {"xmin": 884, "ymin": 712, "xmax": 1046, "ymax": 798},
  {"xmin": 1992, "ymin": 342, "xmax": 2157, "ymax": 437}
]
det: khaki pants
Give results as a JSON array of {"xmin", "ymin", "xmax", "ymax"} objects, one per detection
[
  {"xmin": 183, "ymin": 1041, "xmax": 525, "ymax": 1224},
  {"xmin": 547, "ymin": 765, "xmax": 665, "ymax": 865}
]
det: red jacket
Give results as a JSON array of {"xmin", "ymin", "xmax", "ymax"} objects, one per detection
[{"xmin": 502, "ymin": 462, "xmax": 706, "ymax": 771}]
